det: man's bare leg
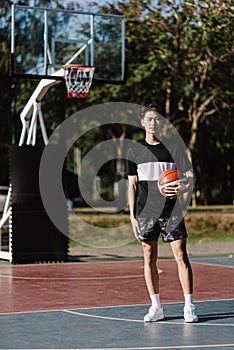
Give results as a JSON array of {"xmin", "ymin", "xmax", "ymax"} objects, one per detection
[
  {"xmin": 142, "ymin": 241, "xmax": 164, "ymax": 322},
  {"xmin": 142, "ymin": 241, "xmax": 159, "ymax": 294},
  {"xmin": 170, "ymin": 238, "xmax": 198, "ymax": 322},
  {"xmin": 170, "ymin": 238, "xmax": 193, "ymax": 293}
]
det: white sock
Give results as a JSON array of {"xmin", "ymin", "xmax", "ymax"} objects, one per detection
[
  {"xmin": 184, "ymin": 294, "xmax": 193, "ymax": 306},
  {"xmin": 150, "ymin": 294, "xmax": 161, "ymax": 308}
]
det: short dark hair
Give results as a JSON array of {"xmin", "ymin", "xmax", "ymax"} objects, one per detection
[{"xmin": 139, "ymin": 104, "xmax": 158, "ymax": 119}]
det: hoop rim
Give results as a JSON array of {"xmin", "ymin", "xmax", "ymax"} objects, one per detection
[{"xmin": 63, "ymin": 64, "xmax": 95, "ymax": 71}]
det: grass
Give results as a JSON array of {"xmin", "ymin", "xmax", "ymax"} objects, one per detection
[{"xmin": 69, "ymin": 206, "xmax": 234, "ymax": 247}]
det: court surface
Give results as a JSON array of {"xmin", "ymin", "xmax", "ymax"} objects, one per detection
[{"xmin": 0, "ymin": 256, "xmax": 233, "ymax": 349}]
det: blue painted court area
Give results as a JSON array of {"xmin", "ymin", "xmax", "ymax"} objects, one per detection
[
  {"xmin": 1, "ymin": 299, "xmax": 234, "ymax": 349},
  {"xmin": 190, "ymin": 256, "xmax": 234, "ymax": 267}
]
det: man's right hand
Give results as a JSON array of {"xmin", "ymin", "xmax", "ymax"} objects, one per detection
[{"xmin": 130, "ymin": 216, "xmax": 141, "ymax": 241}]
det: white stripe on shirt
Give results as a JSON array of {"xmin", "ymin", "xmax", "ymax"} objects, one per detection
[{"xmin": 137, "ymin": 162, "xmax": 176, "ymax": 181}]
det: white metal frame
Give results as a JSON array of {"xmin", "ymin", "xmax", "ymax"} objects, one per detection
[
  {"xmin": 0, "ymin": 27, "xmax": 95, "ymax": 261},
  {"xmin": 1, "ymin": 4, "xmax": 125, "ymax": 262},
  {"xmin": 0, "ymin": 77, "xmax": 58, "ymax": 261},
  {"xmin": 0, "ymin": 25, "xmax": 96, "ymax": 261},
  {"xmin": 11, "ymin": 5, "xmax": 125, "ymax": 82},
  {"xmin": 0, "ymin": 185, "xmax": 12, "ymax": 262}
]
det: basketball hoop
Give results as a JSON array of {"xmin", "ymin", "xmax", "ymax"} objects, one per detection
[{"xmin": 63, "ymin": 64, "xmax": 95, "ymax": 98}]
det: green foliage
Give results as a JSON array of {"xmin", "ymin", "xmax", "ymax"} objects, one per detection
[{"xmin": 98, "ymin": 0, "xmax": 234, "ymax": 204}]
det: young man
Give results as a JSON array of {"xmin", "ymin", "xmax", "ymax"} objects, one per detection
[{"xmin": 127, "ymin": 104, "xmax": 198, "ymax": 323}]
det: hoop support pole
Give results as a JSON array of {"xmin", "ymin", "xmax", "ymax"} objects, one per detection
[
  {"xmin": 26, "ymin": 102, "xmax": 38, "ymax": 145},
  {"xmin": 38, "ymin": 103, "xmax": 49, "ymax": 145},
  {"xmin": 19, "ymin": 120, "xmax": 29, "ymax": 146}
]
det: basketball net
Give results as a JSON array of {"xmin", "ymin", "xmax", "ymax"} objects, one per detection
[{"xmin": 63, "ymin": 64, "xmax": 95, "ymax": 98}]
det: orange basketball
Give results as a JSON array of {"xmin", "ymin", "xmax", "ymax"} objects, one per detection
[
  {"xmin": 158, "ymin": 169, "xmax": 181, "ymax": 197},
  {"xmin": 158, "ymin": 169, "xmax": 179, "ymax": 186}
]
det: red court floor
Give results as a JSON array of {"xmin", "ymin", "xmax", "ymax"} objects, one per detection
[{"xmin": 0, "ymin": 259, "xmax": 233, "ymax": 314}]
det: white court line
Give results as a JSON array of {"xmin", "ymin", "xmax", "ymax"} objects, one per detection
[
  {"xmin": 0, "ymin": 268, "xmax": 162, "ymax": 280},
  {"xmin": 63, "ymin": 309, "xmax": 234, "ymax": 327},
  {"xmin": 0, "ymin": 273, "xmax": 145, "ymax": 280},
  {"xmin": 6, "ymin": 345, "xmax": 234, "ymax": 350},
  {"xmin": 63, "ymin": 309, "xmax": 143, "ymax": 323},
  {"xmin": 74, "ymin": 298, "xmax": 234, "ymax": 310},
  {"xmin": 1, "ymin": 298, "xmax": 233, "ymax": 315}
]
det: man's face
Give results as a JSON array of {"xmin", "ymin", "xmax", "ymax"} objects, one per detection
[{"xmin": 141, "ymin": 111, "xmax": 161, "ymax": 135}]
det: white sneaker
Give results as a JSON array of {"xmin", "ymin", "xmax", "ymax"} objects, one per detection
[
  {"xmin": 144, "ymin": 306, "xmax": 164, "ymax": 322},
  {"xmin": 184, "ymin": 303, "xmax": 198, "ymax": 323}
]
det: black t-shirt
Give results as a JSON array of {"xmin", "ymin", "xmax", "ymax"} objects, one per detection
[{"xmin": 127, "ymin": 139, "xmax": 191, "ymax": 218}]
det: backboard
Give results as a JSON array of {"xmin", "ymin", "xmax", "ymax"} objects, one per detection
[{"xmin": 11, "ymin": 5, "xmax": 125, "ymax": 84}]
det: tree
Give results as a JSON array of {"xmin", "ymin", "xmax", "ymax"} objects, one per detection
[
  {"xmin": 97, "ymin": 0, "xmax": 234, "ymax": 204},
  {"xmin": 0, "ymin": 3, "xmax": 16, "ymax": 184},
  {"xmin": 165, "ymin": 0, "xmax": 234, "ymax": 204}
]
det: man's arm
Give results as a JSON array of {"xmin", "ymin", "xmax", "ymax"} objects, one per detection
[
  {"xmin": 178, "ymin": 169, "xmax": 194, "ymax": 194},
  {"xmin": 128, "ymin": 175, "xmax": 140, "ymax": 241}
]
